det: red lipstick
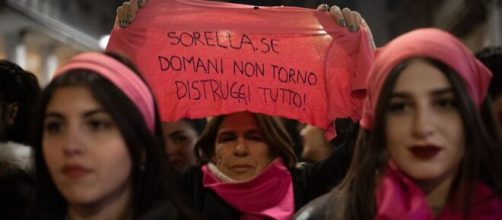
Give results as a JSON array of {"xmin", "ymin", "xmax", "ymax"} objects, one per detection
[{"xmin": 410, "ymin": 145, "xmax": 441, "ymax": 159}]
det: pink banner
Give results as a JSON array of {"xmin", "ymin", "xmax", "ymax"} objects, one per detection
[{"xmin": 107, "ymin": 0, "xmax": 373, "ymax": 139}]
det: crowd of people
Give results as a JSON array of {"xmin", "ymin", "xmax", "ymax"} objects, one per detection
[{"xmin": 1, "ymin": 0, "xmax": 501, "ymax": 219}]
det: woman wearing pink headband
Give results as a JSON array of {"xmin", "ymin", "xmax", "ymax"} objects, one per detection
[
  {"xmin": 295, "ymin": 28, "xmax": 502, "ymax": 219},
  {"xmin": 26, "ymin": 52, "xmax": 194, "ymax": 220}
]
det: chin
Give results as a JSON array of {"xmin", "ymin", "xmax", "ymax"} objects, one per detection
[
  {"xmin": 234, "ymin": 173, "xmax": 257, "ymax": 182},
  {"xmin": 403, "ymin": 167, "xmax": 452, "ymax": 184},
  {"xmin": 62, "ymin": 189, "xmax": 98, "ymax": 205}
]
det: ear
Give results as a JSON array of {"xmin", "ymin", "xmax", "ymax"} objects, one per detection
[{"xmin": 6, "ymin": 103, "xmax": 18, "ymax": 126}]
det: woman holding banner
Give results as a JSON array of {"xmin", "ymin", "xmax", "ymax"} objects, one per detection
[
  {"xmin": 295, "ymin": 28, "xmax": 502, "ymax": 219},
  {"xmin": 26, "ymin": 52, "xmax": 194, "ymax": 220},
  {"xmin": 180, "ymin": 111, "xmax": 356, "ymax": 219}
]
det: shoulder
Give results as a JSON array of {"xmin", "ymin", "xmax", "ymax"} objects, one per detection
[
  {"xmin": 293, "ymin": 193, "xmax": 331, "ymax": 220},
  {"xmin": 183, "ymin": 165, "xmax": 203, "ymax": 187},
  {"xmin": 0, "ymin": 141, "xmax": 33, "ymax": 170},
  {"xmin": 138, "ymin": 201, "xmax": 179, "ymax": 220}
]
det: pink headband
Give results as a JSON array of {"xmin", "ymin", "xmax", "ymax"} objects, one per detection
[
  {"xmin": 360, "ymin": 28, "xmax": 492, "ymax": 129},
  {"xmin": 54, "ymin": 52, "xmax": 155, "ymax": 133}
]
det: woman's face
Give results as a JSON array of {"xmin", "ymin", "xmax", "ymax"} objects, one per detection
[
  {"xmin": 43, "ymin": 86, "xmax": 132, "ymax": 210},
  {"xmin": 213, "ymin": 112, "xmax": 271, "ymax": 181},
  {"xmin": 385, "ymin": 59, "xmax": 465, "ymax": 188},
  {"xmin": 162, "ymin": 120, "xmax": 198, "ymax": 171}
]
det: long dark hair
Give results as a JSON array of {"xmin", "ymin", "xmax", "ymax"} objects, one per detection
[
  {"xmin": 327, "ymin": 58, "xmax": 502, "ymax": 220},
  {"xmin": 27, "ymin": 52, "xmax": 193, "ymax": 219},
  {"xmin": 194, "ymin": 112, "xmax": 297, "ymax": 168}
]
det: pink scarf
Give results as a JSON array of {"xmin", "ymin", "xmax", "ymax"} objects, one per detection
[
  {"xmin": 376, "ymin": 165, "xmax": 502, "ymax": 219},
  {"xmin": 201, "ymin": 158, "xmax": 294, "ymax": 220}
]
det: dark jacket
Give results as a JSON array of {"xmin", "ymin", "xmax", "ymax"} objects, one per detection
[{"xmin": 293, "ymin": 193, "xmax": 331, "ymax": 220}]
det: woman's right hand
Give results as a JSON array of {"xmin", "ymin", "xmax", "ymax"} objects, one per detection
[
  {"xmin": 115, "ymin": 0, "xmax": 149, "ymax": 28},
  {"xmin": 317, "ymin": 4, "xmax": 376, "ymax": 50}
]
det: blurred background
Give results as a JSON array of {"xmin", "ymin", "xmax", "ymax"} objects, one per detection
[{"xmin": 0, "ymin": 0, "xmax": 500, "ymax": 85}]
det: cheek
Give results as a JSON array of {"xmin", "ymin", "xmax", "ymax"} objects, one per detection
[
  {"xmin": 385, "ymin": 117, "xmax": 407, "ymax": 146},
  {"xmin": 449, "ymin": 129, "xmax": 465, "ymax": 164},
  {"xmin": 251, "ymin": 143, "xmax": 272, "ymax": 162},
  {"xmin": 213, "ymin": 144, "xmax": 228, "ymax": 163},
  {"xmin": 387, "ymin": 143, "xmax": 405, "ymax": 163},
  {"xmin": 442, "ymin": 114, "xmax": 465, "ymax": 158},
  {"xmin": 100, "ymin": 141, "xmax": 132, "ymax": 182},
  {"xmin": 42, "ymin": 139, "xmax": 60, "ymax": 170}
]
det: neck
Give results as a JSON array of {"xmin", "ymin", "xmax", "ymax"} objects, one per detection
[
  {"xmin": 68, "ymin": 184, "xmax": 132, "ymax": 220},
  {"xmin": 417, "ymin": 174, "xmax": 456, "ymax": 216}
]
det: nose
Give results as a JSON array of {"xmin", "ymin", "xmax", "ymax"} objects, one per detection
[
  {"xmin": 412, "ymin": 106, "xmax": 434, "ymax": 138},
  {"xmin": 234, "ymin": 137, "xmax": 249, "ymax": 156},
  {"xmin": 63, "ymin": 125, "xmax": 84, "ymax": 156}
]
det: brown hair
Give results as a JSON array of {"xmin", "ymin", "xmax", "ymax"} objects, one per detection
[
  {"xmin": 327, "ymin": 58, "xmax": 502, "ymax": 220},
  {"xmin": 194, "ymin": 112, "xmax": 297, "ymax": 168}
]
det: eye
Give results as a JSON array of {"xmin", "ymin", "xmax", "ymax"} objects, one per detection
[
  {"xmin": 245, "ymin": 132, "xmax": 264, "ymax": 142},
  {"xmin": 388, "ymin": 101, "xmax": 410, "ymax": 114},
  {"xmin": 434, "ymin": 98, "xmax": 457, "ymax": 109},
  {"xmin": 217, "ymin": 133, "xmax": 236, "ymax": 143},
  {"xmin": 86, "ymin": 119, "xmax": 113, "ymax": 131},
  {"xmin": 44, "ymin": 120, "xmax": 64, "ymax": 134},
  {"xmin": 172, "ymin": 134, "xmax": 189, "ymax": 143}
]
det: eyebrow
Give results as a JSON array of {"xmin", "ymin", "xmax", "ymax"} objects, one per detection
[
  {"xmin": 391, "ymin": 88, "xmax": 454, "ymax": 99},
  {"xmin": 430, "ymin": 88, "xmax": 454, "ymax": 96},
  {"xmin": 82, "ymin": 109, "xmax": 107, "ymax": 117},
  {"xmin": 44, "ymin": 112, "xmax": 64, "ymax": 120},
  {"xmin": 45, "ymin": 109, "xmax": 107, "ymax": 119},
  {"xmin": 217, "ymin": 131, "xmax": 235, "ymax": 136},
  {"xmin": 169, "ymin": 130, "xmax": 185, "ymax": 137}
]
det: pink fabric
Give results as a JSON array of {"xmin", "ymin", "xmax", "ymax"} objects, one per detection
[
  {"xmin": 376, "ymin": 164, "xmax": 502, "ymax": 220},
  {"xmin": 55, "ymin": 52, "xmax": 155, "ymax": 132},
  {"xmin": 201, "ymin": 158, "xmax": 294, "ymax": 220},
  {"xmin": 106, "ymin": 0, "xmax": 373, "ymax": 139},
  {"xmin": 360, "ymin": 28, "xmax": 492, "ymax": 129}
]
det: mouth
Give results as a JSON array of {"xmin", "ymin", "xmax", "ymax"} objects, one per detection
[
  {"xmin": 230, "ymin": 164, "xmax": 254, "ymax": 173},
  {"xmin": 62, "ymin": 165, "xmax": 91, "ymax": 178},
  {"xmin": 409, "ymin": 145, "xmax": 441, "ymax": 159}
]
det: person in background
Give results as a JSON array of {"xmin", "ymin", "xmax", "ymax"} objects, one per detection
[
  {"xmin": 476, "ymin": 47, "xmax": 502, "ymax": 126},
  {"xmin": 26, "ymin": 52, "xmax": 195, "ymax": 220},
  {"xmin": 295, "ymin": 28, "xmax": 502, "ymax": 219},
  {"xmin": 162, "ymin": 119, "xmax": 206, "ymax": 172},
  {"xmin": 0, "ymin": 60, "xmax": 39, "ymax": 220},
  {"xmin": 0, "ymin": 60, "xmax": 40, "ymax": 169}
]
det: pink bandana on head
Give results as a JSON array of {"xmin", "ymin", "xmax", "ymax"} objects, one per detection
[
  {"xmin": 360, "ymin": 28, "xmax": 492, "ymax": 129},
  {"xmin": 54, "ymin": 52, "xmax": 155, "ymax": 133}
]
